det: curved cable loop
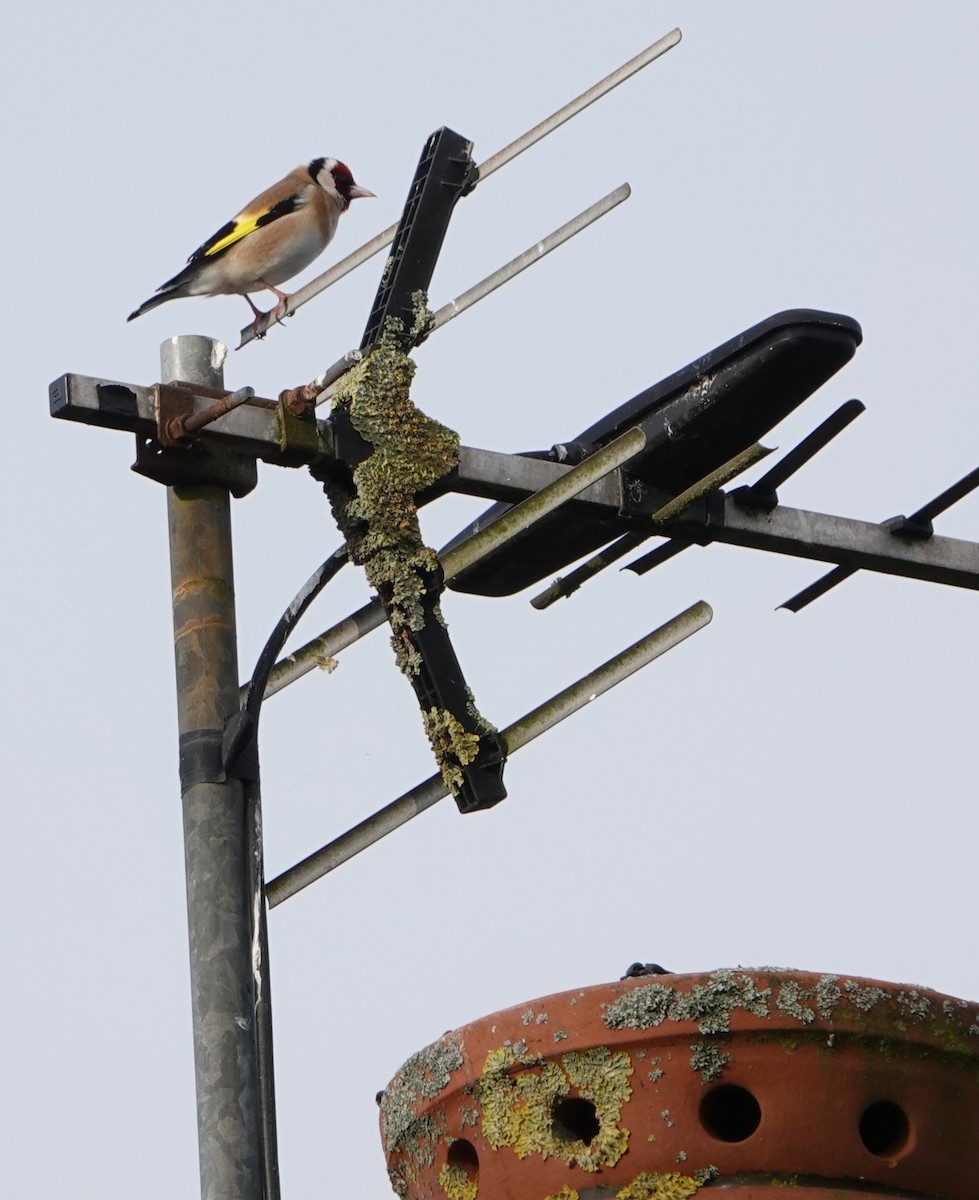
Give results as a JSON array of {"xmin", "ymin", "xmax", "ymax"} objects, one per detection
[{"xmin": 224, "ymin": 546, "xmax": 349, "ymax": 776}]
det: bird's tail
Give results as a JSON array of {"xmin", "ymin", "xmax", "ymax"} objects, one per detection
[{"xmin": 127, "ymin": 289, "xmax": 179, "ymax": 322}]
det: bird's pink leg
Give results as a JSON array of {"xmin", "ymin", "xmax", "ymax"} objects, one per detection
[
  {"xmin": 262, "ymin": 282, "xmax": 293, "ymax": 326},
  {"xmin": 242, "ymin": 293, "xmax": 270, "ymax": 338}
]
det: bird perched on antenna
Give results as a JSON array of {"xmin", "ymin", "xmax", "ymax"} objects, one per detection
[{"xmin": 127, "ymin": 158, "xmax": 374, "ymax": 332}]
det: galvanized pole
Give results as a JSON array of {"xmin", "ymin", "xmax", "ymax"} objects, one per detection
[{"xmin": 163, "ymin": 335, "xmax": 264, "ymax": 1200}]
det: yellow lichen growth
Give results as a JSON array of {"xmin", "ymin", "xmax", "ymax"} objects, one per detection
[
  {"xmin": 438, "ymin": 1163, "xmax": 478, "ymax": 1200},
  {"xmin": 477, "ymin": 1043, "xmax": 633, "ymax": 1172},
  {"xmin": 328, "ymin": 341, "xmax": 458, "ymax": 651},
  {"xmin": 615, "ymin": 1172, "xmax": 701, "ymax": 1200},
  {"xmin": 544, "ymin": 1188, "xmax": 580, "ymax": 1200},
  {"xmin": 480, "ymin": 1048, "xmax": 567, "ymax": 1160},
  {"xmin": 320, "ymin": 338, "xmax": 496, "ymax": 788},
  {"xmin": 423, "ymin": 706, "xmax": 482, "ymax": 793}
]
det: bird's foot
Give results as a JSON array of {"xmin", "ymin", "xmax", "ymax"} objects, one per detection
[
  {"xmin": 244, "ymin": 295, "xmax": 271, "ymax": 338},
  {"xmin": 263, "ymin": 283, "xmax": 293, "ymax": 326}
]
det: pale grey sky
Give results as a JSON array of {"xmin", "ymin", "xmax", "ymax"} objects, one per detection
[{"xmin": 4, "ymin": 3, "xmax": 978, "ymax": 1197}]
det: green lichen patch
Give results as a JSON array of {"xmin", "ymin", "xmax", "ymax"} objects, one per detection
[
  {"xmin": 422, "ymin": 706, "xmax": 482, "ymax": 794},
  {"xmin": 603, "ymin": 970, "xmax": 770, "ymax": 1035},
  {"xmin": 381, "ymin": 1033, "xmax": 465, "ymax": 1151},
  {"xmin": 689, "ymin": 1042, "xmax": 730, "ymax": 1083},
  {"xmin": 409, "ymin": 290, "xmax": 436, "ymax": 343},
  {"xmin": 477, "ymin": 1043, "xmax": 633, "ymax": 1172},
  {"xmin": 603, "ymin": 969, "xmax": 979, "ymax": 1055},
  {"xmin": 328, "ymin": 340, "xmax": 457, "ymax": 647},
  {"xmin": 682, "ymin": 972, "xmax": 771, "ymax": 1033},
  {"xmin": 606, "ymin": 983, "xmax": 673, "ymax": 1030},
  {"xmin": 842, "ymin": 980, "xmax": 887, "ymax": 1013},
  {"xmin": 775, "ymin": 980, "xmax": 816, "ymax": 1024},
  {"xmin": 794, "ymin": 976, "xmax": 978, "ymax": 1053},
  {"xmin": 813, "ymin": 974, "xmax": 841, "ymax": 1019},
  {"xmin": 894, "ymin": 987, "xmax": 933, "ymax": 1020},
  {"xmin": 384, "ymin": 1036, "xmax": 463, "ymax": 1200},
  {"xmin": 376, "ymin": 290, "xmax": 435, "ymax": 349},
  {"xmin": 386, "ymin": 1109, "xmax": 448, "ymax": 1200},
  {"xmin": 691, "ymin": 1166, "xmax": 718, "ymax": 1185}
]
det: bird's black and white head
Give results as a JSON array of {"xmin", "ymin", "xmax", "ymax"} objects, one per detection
[{"xmin": 309, "ymin": 157, "xmax": 375, "ymax": 210}]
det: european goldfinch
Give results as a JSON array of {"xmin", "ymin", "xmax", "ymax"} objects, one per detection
[{"xmin": 127, "ymin": 158, "xmax": 374, "ymax": 328}]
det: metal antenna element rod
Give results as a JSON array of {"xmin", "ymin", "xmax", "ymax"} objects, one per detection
[
  {"xmin": 266, "ymin": 598, "xmax": 710, "ymax": 906},
  {"xmin": 238, "ymin": 28, "xmax": 680, "ymax": 347},
  {"xmin": 168, "ymin": 386, "xmax": 256, "ymax": 442},
  {"xmin": 307, "ymin": 184, "xmax": 631, "ymax": 406},
  {"xmin": 734, "ymin": 399, "xmax": 865, "ymax": 504},
  {"xmin": 254, "ymin": 427, "xmax": 647, "ymax": 700},
  {"xmin": 443, "ymin": 426, "xmax": 646, "ymax": 579},
  {"xmin": 532, "ymin": 441, "xmax": 771, "ymax": 605},
  {"xmin": 428, "ymin": 185, "xmax": 630, "ymax": 336},
  {"xmin": 648, "ymin": 442, "xmax": 772, "ymax": 526},
  {"xmin": 779, "ymin": 563, "xmax": 855, "ymax": 613},
  {"xmin": 910, "ymin": 463, "xmax": 979, "ymax": 524},
  {"xmin": 476, "ymin": 29, "xmax": 681, "ymax": 182},
  {"xmin": 531, "ymin": 532, "xmax": 650, "ymax": 609},
  {"xmin": 257, "ymin": 600, "xmax": 386, "ymax": 701}
]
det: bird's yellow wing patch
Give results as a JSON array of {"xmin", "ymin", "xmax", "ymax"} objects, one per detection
[
  {"xmin": 190, "ymin": 195, "xmax": 302, "ymax": 263},
  {"xmin": 203, "ymin": 211, "xmax": 265, "ymax": 257}
]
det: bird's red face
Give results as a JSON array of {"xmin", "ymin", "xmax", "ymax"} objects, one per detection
[{"xmin": 311, "ymin": 158, "xmax": 375, "ymax": 209}]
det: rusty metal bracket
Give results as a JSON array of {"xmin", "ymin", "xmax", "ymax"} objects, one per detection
[
  {"xmin": 130, "ymin": 381, "xmax": 260, "ymax": 496},
  {"xmin": 155, "ymin": 381, "xmax": 259, "ymax": 448},
  {"xmin": 278, "ymin": 382, "xmax": 320, "ymax": 420},
  {"xmin": 132, "ymin": 433, "xmax": 258, "ymax": 497},
  {"xmin": 155, "ymin": 382, "xmax": 199, "ymax": 447},
  {"xmin": 275, "ymin": 396, "xmax": 330, "ymax": 467}
]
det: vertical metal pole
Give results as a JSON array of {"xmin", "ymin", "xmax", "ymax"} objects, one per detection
[{"xmin": 163, "ymin": 336, "xmax": 264, "ymax": 1200}]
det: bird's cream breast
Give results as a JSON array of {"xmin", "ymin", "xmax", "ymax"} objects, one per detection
[{"xmin": 213, "ymin": 191, "xmax": 341, "ymax": 292}]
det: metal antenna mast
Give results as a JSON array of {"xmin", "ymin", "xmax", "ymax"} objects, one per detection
[{"xmin": 161, "ymin": 336, "xmax": 270, "ymax": 1200}]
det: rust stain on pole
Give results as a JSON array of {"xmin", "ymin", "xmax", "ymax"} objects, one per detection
[{"xmin": 168, "ymin": 484, "xmax": 242, "ymax": 738}]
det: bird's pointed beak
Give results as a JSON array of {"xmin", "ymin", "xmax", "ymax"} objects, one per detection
[{"xmin": 348, "ymin": 184, "xmax": 376, "ymax": 200}]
